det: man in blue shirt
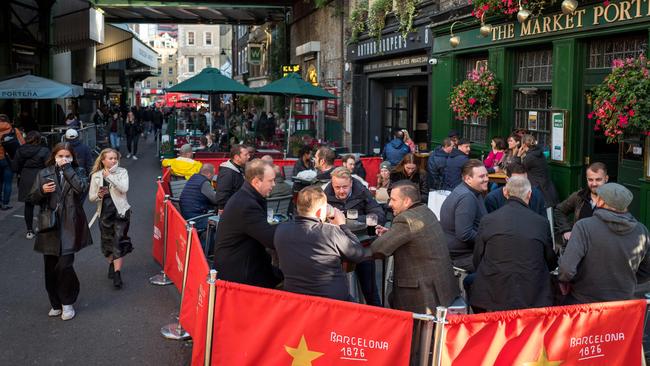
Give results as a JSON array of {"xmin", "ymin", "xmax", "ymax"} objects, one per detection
[{"xmin": 484, "ymin": 162, "xmax": 546, "ymax": 217}]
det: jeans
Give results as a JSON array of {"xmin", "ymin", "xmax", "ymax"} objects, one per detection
[
  {"xmin": 0, "ymin": 159, "xmax": 14, "ymax": 205},
  {"xmin": 126, "ymin": 133, "xmax": 139, "ymax": 156},
  {"xmin": 355, "ymin": 260, "xmax": 382, "ymax": 306},
  {"xmin": 109, "ymin": 133, "xmax": 121, "ymax": 150}
]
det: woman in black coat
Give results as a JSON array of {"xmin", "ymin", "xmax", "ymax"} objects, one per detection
[
  {"xmin": 27, "ymin": 142, "xmax": 92, "ymax": 321},
  {"xmin": 519, "ymin": 135, "xmax": 558, "ymax": 207},
  {"xmin": 389, "ymin": 153, "xmax": 429, "ymax": 203},
  {"xmin": 12, "ymin": 131, "xmax": 49, "ymax": 239}
]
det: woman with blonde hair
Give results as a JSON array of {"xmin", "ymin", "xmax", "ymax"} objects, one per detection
[
  {"xmin": 402, "ymin": 129, "xmax": 416, "ymax": 153},
  {"xmin": 88, "ymin": 148, "xmax": 132, "ymax": 288}
]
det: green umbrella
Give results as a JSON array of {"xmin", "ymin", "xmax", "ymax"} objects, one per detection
[
  {"xmin": 254, "ymin": 73, "xmax": 337, "ymax": 153},
  {"xmin": 167, "ymin": 68, "xmax": 256, "ymax": 134}
]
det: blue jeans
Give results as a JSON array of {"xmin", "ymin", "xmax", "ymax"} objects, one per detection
[
  {"xmin": 109, "ymin": 133, "xmax": 121, "ymax": 150},
  {"xmin": 0, "ymin": 159, "xmax": 13, "ymax": 205}
]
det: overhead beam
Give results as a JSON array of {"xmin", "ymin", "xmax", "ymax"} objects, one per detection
[{"xmin": 90, "ymin": 0, "xmax": 290, "ymax": 9}]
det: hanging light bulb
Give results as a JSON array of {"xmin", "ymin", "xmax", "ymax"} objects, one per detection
[
  {"xmin": 449, "ymin": 21, "xmax": 460, "ymax": 48},
  {"xmin": 479, "ymin": 15, "xmax": 492, "ymax": 38},
  {"xmin": 561, "ymin": 0, "xmax": 578, "ymax": 14}
]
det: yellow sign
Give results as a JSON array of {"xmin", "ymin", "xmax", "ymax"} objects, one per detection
[
  {"xmin": 307, "ymin": 65, "xmax": 318, "ymax": 86},
  {"xmin": 282, "ymin": 64, "xmax": 300, "ymax": 77}
]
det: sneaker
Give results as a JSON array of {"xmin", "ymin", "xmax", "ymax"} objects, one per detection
[
  {"xmin": 113, "ymin": 270, "xmax": 123, "ymax": 289},
  {"xmin": 61, "ymin": 305, "xmax": 75, "ymax": 320},
  {"xmin": 48, "ymin": 308, "xmax": 62, "ymax": 317},
  {"xmin": 126, "ymin": 153, "xmax": 132, "ymax": 159},
  {"xmin": 132, "ymin": 155, "xmax": 138, "ymax": 160},
  {"xmin": 26, "ymin": 230, "xmax": 35, "ymax": 239},
  {"xmin": 0, "ymin": 205, "xmax": 12, "ymax": 211}
]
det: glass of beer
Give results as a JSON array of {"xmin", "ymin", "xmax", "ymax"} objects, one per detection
[
  {"xmin": 267, "ymin": 208, "xmax": 274, "ymax": 223},
  {"xmin": 366, "ymin": 213, "xmax": 378, "ymax": 236},
  {"xmin": 346, "ymin": 209, "xmax": 358, "ymax": 221}
]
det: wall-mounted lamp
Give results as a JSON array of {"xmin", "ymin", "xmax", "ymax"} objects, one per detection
[
  {"xmin": 479, "ymin": 15, "xmax": 492, "ymax": 38},
  {"xmin": 561, "ymin": 0, "xmax": 578, "ymax": 14},
  {"xmin": 517, "ymin": 1, "xmax": 531, "ymax": 23},
  {"xmin": 449, "ymin": 21, "xmax": 460, "ymax": 48}
]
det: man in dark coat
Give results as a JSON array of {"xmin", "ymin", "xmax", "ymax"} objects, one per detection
[
  {"xmin": 382, "ymin": 130, "xmax": 410, "ymax": 167},
  {"xmin": 324, "ymin": 167, "xmax": 385, "ymax": 306},
  {"xmin": 559, "ymin": 183, "xmax": 650, "ymax": 304},
  {"xmin": 427, "ymin": 138, "xmax": 453, "ymax": 190},
  {"xmin": 179, "ymin": 164, "xmax": 218, "ymax": 230},
  {"xmin": 215, "ymin": 144, "xmax": 250, "ymax": 211},
  {"xmin": 64, "ymin": 129, "xmax": 93, "ymax": 177},
  {"xmin": 484, "ymin": 162, "xmax": 546, "ymax": 216},
  {"xmin": 314, "ymin": 146, "xmax": 336, "ymax": 181},
  {"xmin": 441, "ymin": 139, "xmax": 470, "ymax": 190},
  {"xmin": 213, "ymin": 159, "xmax": 281, "ymax": 288},
  {"xmin": 440, "ymin": 159, "xmax": 488, "ymax": 271},
  {"xmin": 520, "ymin": 136, "xmax": 558, "ymax": 207},
  {"xmin": 471, "ymin": 176, "xmax": 557, "ymax": 312},
  {"xmin": 274, "ymin": 186, "xmax": 366, "ymax": 301}
]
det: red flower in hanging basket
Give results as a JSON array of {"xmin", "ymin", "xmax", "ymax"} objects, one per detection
[{"xmin": 468, "ymin": 97, "xmax": 477, "ymax": 105}]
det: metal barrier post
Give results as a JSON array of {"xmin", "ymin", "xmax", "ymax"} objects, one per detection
[
  {"xmin": 413, "ymin": 313, "xmax": 436, "ymax": 366},
  {"xmin": 161, "ymin": 221, "xmax": 195, "ymax": 340},
  {"xmin": 150, "ymin": 191, "xmax": 173, "ymax": 286},
  {"xmin": 431, "ymin": 306, "xmax": 448, "ymax": 366},
  {"xmin": 204, "ymin": 270, "xmax": 218, "ymax": 366}
]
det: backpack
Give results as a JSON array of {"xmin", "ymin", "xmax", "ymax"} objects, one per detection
[{"xmin": 1, "ymin": 129, "xmax": 20, "ymax": 159}]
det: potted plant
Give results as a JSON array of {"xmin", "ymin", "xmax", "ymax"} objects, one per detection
[
  {"xmin": 588, "ymin": 55, "xmax": 650, "ymax": 143},
  {"xmin": 449, "ymin": 66, "xmax": 499, "ymax": 121}
]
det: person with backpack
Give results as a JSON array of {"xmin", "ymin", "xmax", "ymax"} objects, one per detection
[{"xmin": 0, "ymin": 114, "xmax": 25, "ymax": 210}]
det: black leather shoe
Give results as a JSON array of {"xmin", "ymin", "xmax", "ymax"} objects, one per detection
[
  {"xmin": 113, "ymin": 271, "xmax": 122, "ymax": 289},
  {"xmin": 108, "ymin": 262, "xmax": 114, "ymax": 279}
]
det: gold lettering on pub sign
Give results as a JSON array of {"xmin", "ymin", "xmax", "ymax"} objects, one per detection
[{"xmin": 490, "ymin": 0, "xmax": 649, "ymax": 42}]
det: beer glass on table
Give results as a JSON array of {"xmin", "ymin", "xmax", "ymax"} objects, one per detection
[
  {"xmin": 366, "ymin": 213, "xmax": 378, "ymax": 236},
  {"xmin": 346, "ymin": 209, "xmax": 358, "ymax": 221}
]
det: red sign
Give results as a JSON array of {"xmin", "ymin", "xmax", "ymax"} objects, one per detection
[
  {"xmin": 152, "ymin": 182, "xmax": 166, "ymax": 265},
  {"xmin": 443, "ymin": 300, "xmax": 646, "ymax": 366},
  {"xmin": 324, "ymin": 87, "xmax": 338, "ymax": 117},
  {"xmin": 208, "ymin": 281, "xmax": 413, "ymax": 365},
  {"xmin": 179, "ymin": 229, "xmax": 210, "ymax": 337},
  {"xmin": 163, "ymin": 204, "xmax": 188, "ymax": 292}
]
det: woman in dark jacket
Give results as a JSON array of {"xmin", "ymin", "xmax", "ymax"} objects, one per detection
[
  {"xmin": 519, "ymin": 134, "xmax": 559, "ymax": 207},
  {"xmin": 124, "ymin": 111, "xmax": 142, "ymax": 160},
  {"xmin": 27, "ymin": 142, "xmax": 92, "ymax": 321},
  {"xmin": 12, "ymin": 131, "xmax": 49, "ymax": 239},
  {"xmin": 389, "ymin": 153, "xmax": 429, "ymax": 203}
]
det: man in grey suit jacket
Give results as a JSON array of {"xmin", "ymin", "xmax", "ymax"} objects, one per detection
[{"xmin": 366, "ymin": 181, "xmax": 459, "ymax": 314}]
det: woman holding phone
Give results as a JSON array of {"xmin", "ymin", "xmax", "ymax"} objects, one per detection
[
  {"xmin": 28, "ymin": 143, "xmax": 91, "ymax": 321},
  {"xmin": 89, "ymin": 148, "xmax": 132, "ymax": 288}
]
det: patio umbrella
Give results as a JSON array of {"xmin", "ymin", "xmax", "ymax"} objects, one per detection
[
  {"xmin": 0, "ymin": 74, "xmax": 84, "ymax": 99},
  {"xmin": 167, "ymin": 67, "xmax": 256, "ymax": 133},
  {"xmin": 254, "ymin": 73, "xmax": 337, "ymax": 154}
]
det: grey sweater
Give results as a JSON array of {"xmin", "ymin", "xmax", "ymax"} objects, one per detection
[{"xmin": 559, "ymin": 209, "xmax": 650, "ymax": 303}]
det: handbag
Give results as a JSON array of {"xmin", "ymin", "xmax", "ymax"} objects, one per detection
[{"xmin": 37, "ymin": 184, "xmax": 70, "ymax": 233}]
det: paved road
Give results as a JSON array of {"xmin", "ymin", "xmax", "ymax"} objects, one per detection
[{"xmin": 0, "ymin": 137, "xmax": 192, "ymax": 365}]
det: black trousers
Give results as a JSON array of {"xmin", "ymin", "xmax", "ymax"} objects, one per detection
[
  {"xmin": 24, "ymin": 202, "xmax": 35, "ymax": 230},
  {"xmin": 355, "ymin": 260, "xmax": 382, "ymax": 306},
  {"xmin": 44, "ymin": 254, "xmax": 79, "ymax": 309},
  {"xmin": 126, "ymin": 133, "xmax": 139, "ymax": 155}
]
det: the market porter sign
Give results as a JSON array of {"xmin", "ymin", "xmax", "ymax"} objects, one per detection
[{"xmin": 434, "ymin": 0, "xmax": 650, "ymax": 53}]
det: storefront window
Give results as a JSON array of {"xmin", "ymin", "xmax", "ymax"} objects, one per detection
[
  {"xmin": 460, "ymin": 55, "xmax": 489, "ymax": 144},
  {"xmin": 588, "ymin": 35, "xmax": 647, "ymax": 69},
  {"xmin": 514, "ymin": 90, "xmax": 552, "ymax": 148},
  {"xmin": 516, "ymin": 49, "xmax": 553, "ymax": 84},
  {"xmin": 383, "ymin": 88, "xmax": 409, "ymax": 143}
]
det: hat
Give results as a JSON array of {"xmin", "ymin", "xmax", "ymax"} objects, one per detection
[
  {"xmin": 64, "ymin": 129, "xmax": 78, "ymax": 140},
  {"xmin": 596, "ymin": 183, "xmax": 633, "ymax": 211},
  {"xmin": 448, "ymin": 129, "xmax": 460, "ymax": 138},
  {"xmin": 380, "ymin": 161, "xmax": 391, "ymax": 171},
  {"xmin": 458, "ymin": 138, "xmax": 470, "ymax": 146}
]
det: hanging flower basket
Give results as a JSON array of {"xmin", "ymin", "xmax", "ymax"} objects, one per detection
[
  {"xmin": 470, "ymin": 0, "xmax": 555, "ymax": 20},
  {"xmin": 449, "ymin": 66, "xmax": 499, "ymax": 120},
  {"xmin": 588, "ymin": 55, "xmax": 650, "ymax": 143}
]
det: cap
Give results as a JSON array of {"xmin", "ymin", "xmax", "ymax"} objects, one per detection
[
  {"xmin": 596, "ymin": 183, "xmax": 633, "ymax": 211},
  {"xmin": 448, "ymin": 129, "xmax": 460, "ymax": 138},
  {"xmin": 380, "ymin": 161, "xmax": 392, "ymax": 171},
  {"xmin": 65, "ymin": 129, "xmax": 78, "ymax": 140}
]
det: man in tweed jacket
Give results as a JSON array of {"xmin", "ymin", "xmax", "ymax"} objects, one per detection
[{"xmin": 365, "ymin": 181, "xmax": 459, "ymax": 314}]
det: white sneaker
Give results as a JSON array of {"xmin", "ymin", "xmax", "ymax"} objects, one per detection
[
  {"xmin": 132, "ymin": 155, "xmax": 138, "ymax": 160},
  {"xmin": 126, "ymin": 153, "xmax": 132, "ymax": 159},
  {"xmin": 61, "ymin": 305, "xmax": 75, "ymax": 320},
  {"xmin": 26, "ymin": 230, "xmax": 35, "ymax": 239},
  {"xmin": 48, "ymin": 308, "xmax": 62, "ymax": 317}
]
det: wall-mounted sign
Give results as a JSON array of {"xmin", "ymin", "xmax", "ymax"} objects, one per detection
[
  {"xmin": 362, "ymin": 55, "xmax": 428, "ymax": 73},
  {"xmin": 551, "ymin": 111, "xmax": 568, "ymax": 162},
  {"xmin": 282, "ymin": 64, "xmax": 300, "ymax": 77},
  {"xmin": 307, "ymin": 64, "xmax": 318, "ymax": 86},
  {"xmin": 324, "ymin": 87, "xmax": 339, "ymax": 117},
  {"xmin": 349, "ymin": 26, "xmax": 430, "ymax": 61},
  {"xmin": 528, "ymin": 111, "xmax": 538, "ymax": 131},
  {"xmin": 248, "ymin": 43, "xmax": 262, "ymax": 66}
]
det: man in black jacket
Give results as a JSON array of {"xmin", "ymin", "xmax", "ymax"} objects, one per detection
[
  {"xmin": 213, "ymin": 159, "xmax": 281, "ymax": 288},
  {"xmin": 441, "ymin": 139, "xmax": 470, "ymax": 190},
  {"xmin": 215, "ymin": 144, "xmax": 250, "ymax": 211},
  {"xmin": 471, "ymin": 176, "xmax": 557, "ymax": 312},
  {"xmin": 314, "ymin": 146, "xmax": 336, "ymax": 181},
  {"xmin": 274, "ymin": 185, "xmax": 366, "ymax": 301},
  {"xmin": 427, "ymin": 138, "xmax": 453, "ymax": 190},
  {"xmin": 324, "ymin": 167, "xmax": 385, "ymax": 306},
  {"xmin": 179, "ymin": 164, "xmax": 218, "ymax": 230}
]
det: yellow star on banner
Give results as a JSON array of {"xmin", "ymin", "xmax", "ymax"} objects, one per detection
[
  {"xmin": 523, "ymin": 346, "xmax": 563, "ymax": 366},
  {"xmin": 285, "ymin": 335, "xmax": 324, "ymax": 366}
]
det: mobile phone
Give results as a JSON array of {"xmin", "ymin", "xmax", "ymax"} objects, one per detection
[{"xmin": 46, "ymin": 178, "xmax": 55, "ymax": 183}]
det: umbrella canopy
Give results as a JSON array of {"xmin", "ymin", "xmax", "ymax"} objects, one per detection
[
  {"xmin": 167, "ymin": 67, "xmax": 255, "ymax": 94},
  {"xmin": 0, "ymin": 74, "xmax": 84, "ymax": 99},
  {"xmin": 254, "ymin": 72, "xmax": 337, "ymax": 100}
]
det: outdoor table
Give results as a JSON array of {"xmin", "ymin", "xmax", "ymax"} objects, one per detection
[{"xmin": 488, "ymin": 172, "xmax": 507, "ymax": 184}]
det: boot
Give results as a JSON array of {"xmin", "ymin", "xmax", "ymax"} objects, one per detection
[
  {"xmin": 108, "ymin": 262, "xmax": 114, "ymax": 279},
  {"xmin": 113, "ymin": 270, "xmax": 122, "ymax": 289}
]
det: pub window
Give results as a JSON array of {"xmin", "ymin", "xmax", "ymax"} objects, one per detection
[
  {"xmin": 516, "ymin": 49, "xmax": 553, "ymax": 84},
  {"xmin": 588, "ymin": 34, "xmax": 647, "ymax": 69},
  {"xmin": 513, "ymin": 90, "xmax": 552, "ymax": 148},
  {"xmin": 459, "ymin": 55, "xmax": 489, "ymax": 144}
]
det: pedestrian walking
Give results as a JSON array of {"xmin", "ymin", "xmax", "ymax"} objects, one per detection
[
  {"xmin": 124, "ymin": 111, "xmax": 142, "ymax": 160},
  {"xmin": 0, "ymin": 114, "xmax": 25, "ymax": 210},
  {"xmin": 27, "ymin": 143, "xmax": 92, "ymax": 321},
  {"xmin": 88, "ymin": 148, "xmax": 132, "ymax": 289},
  {"xmin": 107, "ymin": 110, "xmax": 124, "ymax": 151},
  {"xmin": 11, "ymin": 131, "xmax": 49, "ymax": 239}
]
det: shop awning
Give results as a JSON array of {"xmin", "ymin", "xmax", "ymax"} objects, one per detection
[
  {"xmin": 53, "ymin": 3, "xmax": 105, "ymax": 53},
  {"xmin": 0, "ymin": 74, "xmax": 84, "ymax": 99},
  {"xmin": 96, "ymin": 23, "xmax": 158, "ymax": 69}
]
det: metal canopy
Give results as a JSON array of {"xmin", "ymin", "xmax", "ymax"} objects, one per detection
[{"xmin": 90, "ymin": 0, "xmax": 292, "ymax": 25}]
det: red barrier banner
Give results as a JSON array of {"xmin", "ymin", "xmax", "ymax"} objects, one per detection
[
  {"xmin": 152, "ymin": 182, "xmax": 166, "ymax": 265},
  {"xmin": 163, "ymin": 204, "xmax": 189, "ymax": 292},
  {"xmin": 443, "ymin": 300, "xmax": 646, "ymax": 366},
  {"xmin": 208, "ymin": 281, "xmax": 413, "ymax": 366},
  {"xmin": 179, "ymin": 228, "xmax": 210, "ymax": 337}
]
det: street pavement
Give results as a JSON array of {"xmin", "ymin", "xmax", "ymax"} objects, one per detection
[{"xmin": 0, "ymin": 137, "xmax": 192, "ymax": 365}]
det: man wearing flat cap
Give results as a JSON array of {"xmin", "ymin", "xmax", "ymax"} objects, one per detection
[{"xmin": 558, "ymin": 183, "xmax": 650, "ymax": 304}]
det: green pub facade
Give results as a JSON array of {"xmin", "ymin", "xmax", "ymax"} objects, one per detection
[{"xmin": 430, "ymin": 0, "xmax": 650, "ymax": 227}]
